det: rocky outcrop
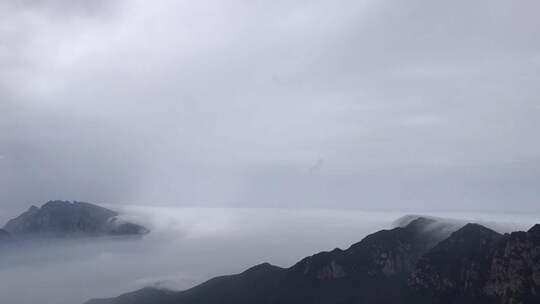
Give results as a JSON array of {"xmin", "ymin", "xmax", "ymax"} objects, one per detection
[
  {"xmin": 410, "ymin": 223, "xmax": 504, "ymax": 303},
  {"xmin": 3, "ymin": 200, "xmax": 148, "ymax": 237},
  {"xmin": 484, "ymin": 224, "xmax": 540, "ymax": 304},
  {"xmin": 409, "ymin": 223, "xmax": 540, "ymax": 304}
]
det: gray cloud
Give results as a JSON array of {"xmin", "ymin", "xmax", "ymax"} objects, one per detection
[{"xmin": 1, "ymin": 0, "xmax": 539, "ymax": 212}]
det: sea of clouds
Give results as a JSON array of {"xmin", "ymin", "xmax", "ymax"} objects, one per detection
[{"xmin": 0, "ymin": 206, "xmax": 538, "ymax": 304}]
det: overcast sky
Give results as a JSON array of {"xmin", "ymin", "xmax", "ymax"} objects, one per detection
[{"xmin": 1, "ymin": 0, "xmax": 539, "ymax": 212}]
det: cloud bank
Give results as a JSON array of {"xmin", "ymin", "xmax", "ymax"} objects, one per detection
[
  {"xmin": 1, "ymin": 206, "xmax": 538, "ymax": 304},
  {"xmin": 1, "ymin": 0, "xmax": 539, "ymax": 211}
]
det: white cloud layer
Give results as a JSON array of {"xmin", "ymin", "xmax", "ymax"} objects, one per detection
[
  {"xmin": 1, "ymin": 206, "xmax": 539, "ymax": 304},
  {"xmin": 1, "ymin": 206, "xmax": 538, "ymax": 304}
]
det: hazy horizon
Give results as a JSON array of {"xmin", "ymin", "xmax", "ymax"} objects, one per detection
[{"xmin": 1, "ymin": 205, "xmax": 539, "ymax": 304}]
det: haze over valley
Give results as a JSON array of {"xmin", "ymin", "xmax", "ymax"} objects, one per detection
[{"xmin": 0, "ymin": 203, "xmax": 538, "ymax": 304}]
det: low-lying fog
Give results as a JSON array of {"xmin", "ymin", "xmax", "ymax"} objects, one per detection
[{"xmin": 1, "ymin": 206, "xmax": 539, "ymax": 304}]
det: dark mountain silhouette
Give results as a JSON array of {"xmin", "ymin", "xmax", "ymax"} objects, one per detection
[
  {"xmin": 483, "ymin": 224, "xmax": 540, "ymax": 304},
  {"xmin": 86, "ymin": 216, "xmax": 540, "ymax": 304},
  {"xmin": 85, "ymin": 217, "xmax": 461, "ymax": 304},
  {"xmin": 2, "ymin": 200, "xmax": 149, "ymax": 237},
  {"xmin": 409, "ymin": 223, "xmax": 505, "ymax": 303},
  {"xmin": 408, "ymin": 222, "xmax": 540, "ymax": 304}
]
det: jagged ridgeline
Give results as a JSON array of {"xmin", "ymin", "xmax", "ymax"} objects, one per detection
[
  {"xmin": 1, "ymin": 200, "xmax": 149, "ymax": 238},
  {"xmin": 85, "ymin": 216, "xmax": 540, "ymax": 304}
]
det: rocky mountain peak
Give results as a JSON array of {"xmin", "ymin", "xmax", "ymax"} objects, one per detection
[
  {"xmin": 455, "ymin": 222, "xmax": 496, "ymax": 235},
  {"xmin": 410, "ymin": 223, "xmax": 510, "ymax": 302},
  {"xmin": 28, "ymin": 205, "xmax": 39, "ymax": 212},
  {"xmin": 404, "ymin": 217, "xmax": 437, "ymax": 231},
  {"xmin": 528, "ymin": 224, "xmax": 540, "ymax": 234},
  {"xmin": 42, "ymin": 200, "xmax": 72, "ymax": 209},
  {"xmin": 291, "ymin": 216, "xmax": 459, "ymax": 281},
  {"xmin": 2, "ymin": 200, "xmax": 147, "ymax": 237},
  {"xmin": 243, "ymin": 263, "xmax": 282, "ymax": 276}
]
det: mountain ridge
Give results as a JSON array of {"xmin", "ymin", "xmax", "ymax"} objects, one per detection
[
  {"xmin": 86, "ymin": 216, "xmax": 540, "ymax": 304},
  {"xmin": 86, "ymin": 216, "xmax": 465, "ymax": 304}
]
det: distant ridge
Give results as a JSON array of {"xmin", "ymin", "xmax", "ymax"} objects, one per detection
[{"xmin": 2, "ymin": 200, "xmax": 149, "ymax": 237}]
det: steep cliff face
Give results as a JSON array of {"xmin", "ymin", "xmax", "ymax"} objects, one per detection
[
  {"xmin": 484, "ymin": 225, "xmax": 540, "ymax": 304},
  {"xmin": 3, "ymin": 200, "xmax": 148, "ymax": 237},
  {"xmin": 410, "ymin": 223, "xmax": 504, "ymax": 303},
  {"xmin": 410, "ymin": 223, "xmax": 540, "ymax": 304}
]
